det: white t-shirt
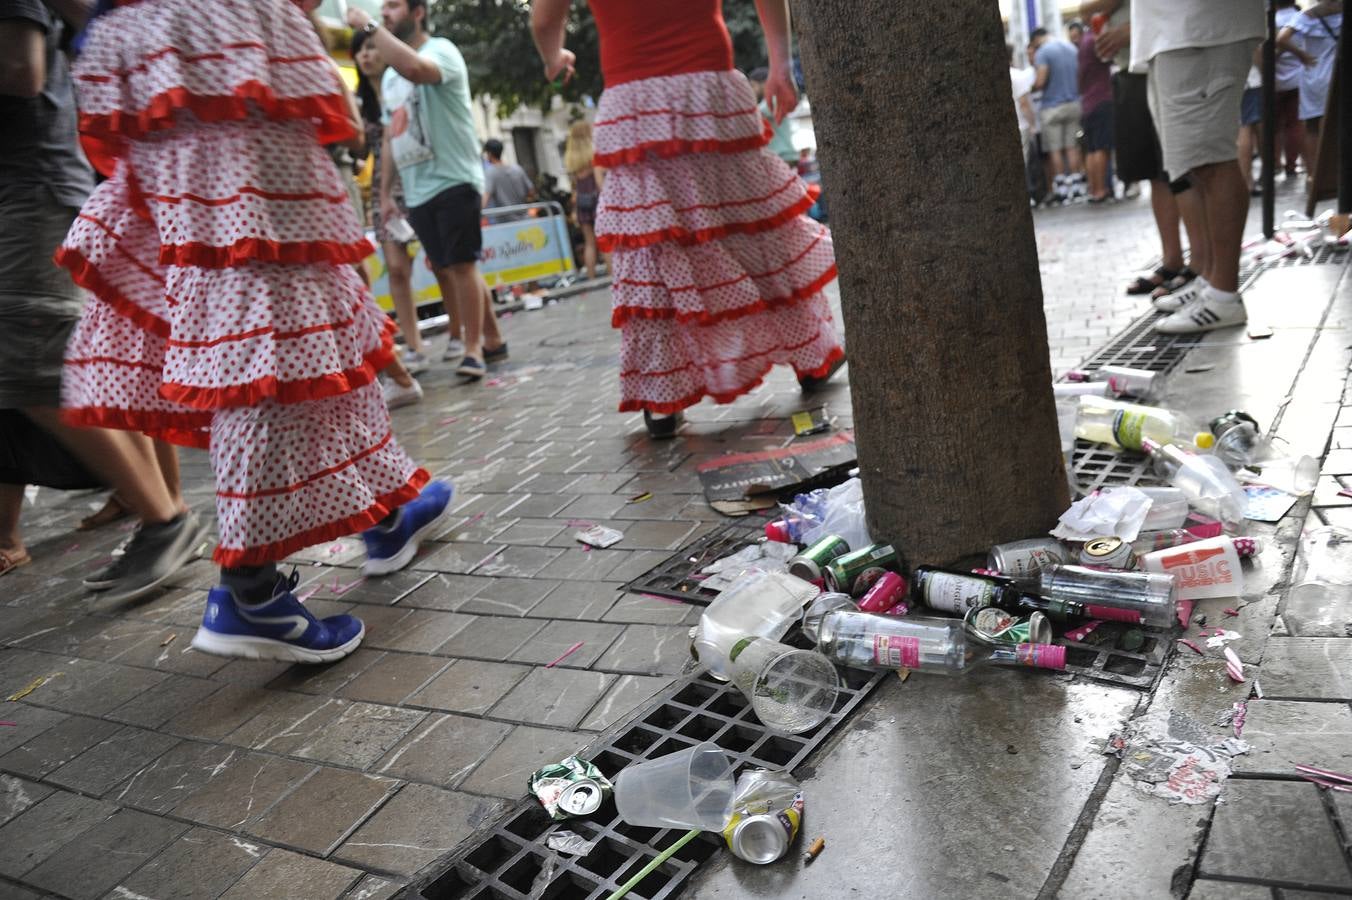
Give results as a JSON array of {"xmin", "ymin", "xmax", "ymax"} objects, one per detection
[
  {"xmin": 1290, "ymin": 12, "xmax": 1343, "ymax": 120},
  {"xmin": 1010, "ymin": 66, "xmax": 1036, "ymax": 136},
  {"xmin": 1129, "ymin": 0, "xmax": 1265, "ymax": 72},
  {"xmin": 1274, "ymin": 5, "xmax": 1304, "ymax": 91}
]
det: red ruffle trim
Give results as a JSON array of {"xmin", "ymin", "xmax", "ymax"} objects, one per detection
[
  {"xmin": 611, "ymin": 263, "xmax": 838, "ymax": 328},
  {"xmin": 60, "ymin": 406, "xmax": 212, "ymax": 449},
  {"xmin": 78, "ymin": 82, "xmax": 356, "ymax": 149},
  {"xmin": 617, "ymin": 343, "xmax": 845, "ymax": 417},
  {"xmin": 160, "ymin": 331, "xmax": 395, "ymax": 411},
  {"xmin": 159, "ymin": 237, "xmax": 374, "ymax": 269},
  {"xmin": 54, "ymin": 247, "xmax": 171, "ymax": 338},
  {"xmin": 597, "ymin": 192, "xmax": 815, "ymax": 253},
  {"xmin": 593, "ymin": 122, "xmax": 772, "ymax": 168},
  {"xmin": 212, "ymin": 468, "xmax": 431, "ymax": 567}
]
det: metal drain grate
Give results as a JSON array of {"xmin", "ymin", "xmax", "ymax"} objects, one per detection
[
  {"xmin": 1073, "ymin": 309, "xmax": 1202, "ymax": 375},
  {"xmin": 412, "ymin": 631, "xmax": 884, "ymax": 900},
  {"xmin": 623, "ymin": 522, "xmax": 765, "ymax": 605},
  {"xmin": 1059, "ymin": 619, "xmax": 1174, "ymax": 689},
  {"xmin": 1070, "ymin": 440, "xmax": 1163, "ymax": 496}
]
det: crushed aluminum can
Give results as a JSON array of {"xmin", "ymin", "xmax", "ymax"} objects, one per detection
[
  {"xmin": 1079, "ymin": 536, "xmax": 1135, "ymax": 569},
  {"xmin": 722, "ymin": 769, "xmax": 804, "ymax": 864},
  {"xmin": 528, "ymin": 757, "xmax": 613, "ymax": 820},
  {"xmin": 965, "ymin": 607, "xmax": 1054, "ymax": 646},
  {"xmin": 575, "ymin": 525, "xmax": 624, "ymax": 549}
]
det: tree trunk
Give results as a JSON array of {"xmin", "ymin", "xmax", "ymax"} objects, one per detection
[{"xmin": 792, "ymin": 0, "xmax": 1069, "ymax": 564}]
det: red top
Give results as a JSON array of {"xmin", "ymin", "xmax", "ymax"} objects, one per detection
[{"xmin": 588, "ymin": 0, "xmax": 734, "ymax": 87}]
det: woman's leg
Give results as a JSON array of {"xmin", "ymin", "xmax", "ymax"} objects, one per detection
[
  {"xmin": 0, "ymin": 483, "xmax": 26, "ymax": 564},
  {"xmin": 384, "ymin": 240, "xmax": 424, "ymax": 355},
  {"xmin": 581, "ymin": 223, "xmax": 598, "ymax": 279}
]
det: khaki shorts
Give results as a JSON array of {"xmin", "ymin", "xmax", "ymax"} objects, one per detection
[
  {"xmin": 0, "ymin": 184, "xmax": 82, "ymax": 409},
  {"xmin": 1040, "ymin": 100, "xmax": 1083, "ymax": 152},
  {"xmin": 1147, "ymin": 39, "xmax": 1258, "ymax": 180}
]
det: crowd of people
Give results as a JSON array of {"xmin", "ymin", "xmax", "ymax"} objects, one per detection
[
  {"xmin": 0, "ymin": 0, "xmax": 843, "ymax": 666},
  {"xmin": 1012, "ymin": 0, "xmax": 1342, "ymax": 336},
  {"xmin": 1011, "ymin": 0, "xmax": 1342, "ymax": 209}
]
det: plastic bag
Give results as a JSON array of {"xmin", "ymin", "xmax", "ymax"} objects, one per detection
[{"xmin": 783, "ymin": 477, "xmax": 871, "ymax": 551}]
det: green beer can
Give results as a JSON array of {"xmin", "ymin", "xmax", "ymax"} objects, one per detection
[{"xmin": 824, "ymin": 543, "xmax": 902, "ymax": 594}]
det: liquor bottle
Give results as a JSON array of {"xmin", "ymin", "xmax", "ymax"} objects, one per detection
[
  {"xmin": 911, "ymin": 567, "xmax": 1085, "ymax": 620},
  {"xmin": 1141, "ymin": 438, "xmax": 1247, "ymax": 527},
  {"xmin": 814, "ymin": 610, "xmax": 1066, "ymax": 674},
  {"xmin": 1075, "ymin": 396, "xmax": 1213, "ymax": 453},
  {"xmin": 1066, "ymin": 365, "xmax": 1157, "ymax": 399},
  {"xmin": 1037, "ymin": 563, "xmax": 1179, "ymax": 627}
]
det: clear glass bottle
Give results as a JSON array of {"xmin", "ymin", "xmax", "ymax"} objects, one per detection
[
  {"xmin": 1037, "ymin": 563, "xmax": 1179, "ymax": 627},
  {"xmin": 1075, "ymin": 396, "xmax": 1213, "ymax": 453},
  {"xmin": 1141, "ymin": 438, "xmax": 1247, "ymax": 527},
  {"xmin": 814, "ymin": 610, "xmax": 1066, "ymax": 674}
]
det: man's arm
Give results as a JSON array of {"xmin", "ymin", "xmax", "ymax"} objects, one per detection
[
  {"xmin": 1018, "ymin": 93, "xmax": 1037, "ymax": 133},
  {"xmin": 345, "ymin": 9, "xmax": 441, "ymax": 85},
  {"xmin": 0, "ymin": 19, "xmax": 44, "ymax": 98},
  {"xmin": 1032, "ymin": 60, "xmax": 1050, "ymax": 91},
  {"xmin": 380, "ymin": 128, "xmax": 398, "ymax": 219}
]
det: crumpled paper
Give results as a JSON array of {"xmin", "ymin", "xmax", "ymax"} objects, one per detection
[{"xmin": 1051, "ymin": 487, "xmax": 1152, "ymax": 542}]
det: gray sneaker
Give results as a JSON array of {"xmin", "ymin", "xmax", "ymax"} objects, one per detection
[
  {"xmin": 86, "ymin": 510, "xmax": 204, "ymax": 602},
  {"xmin": 402, "ymin": 349, "xmax": 430, "ymax": 375},
  {"xmin": 443, "ymin": 338, "xmax": 466, "ymax": 361}
]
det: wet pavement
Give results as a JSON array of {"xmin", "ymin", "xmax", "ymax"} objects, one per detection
[{"xmin": 2, "ymin": 182, "xmax": 1349, "ymax": 900}]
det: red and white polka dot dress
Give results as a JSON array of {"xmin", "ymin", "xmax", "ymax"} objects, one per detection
[
  {"xmin": 57, "ymin": 0, "xmax": 427, "ymax": 566},
  {"xmin": 590, "ymin": 39, "xmax": 843, "ymax": 414}
]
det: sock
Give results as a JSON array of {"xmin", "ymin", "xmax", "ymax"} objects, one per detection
[
  {"xmin": 1206, "ymin": 286, "xmax": 1240, "ymax": 305},
  {"xmin": 221, "ymin": 563, "xmax": 279, "ymax": 606}
]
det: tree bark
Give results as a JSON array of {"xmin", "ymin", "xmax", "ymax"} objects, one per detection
[{"xmin": 792, "ymin": 0, "xmax": 1069, "ymax": 564}]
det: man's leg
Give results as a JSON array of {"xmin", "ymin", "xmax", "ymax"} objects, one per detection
[
  {"xmin": 1191, "ymin": 160, "xmax": 1249, "ymax": 293},
  {"xmin": 479, "ymin": 275, "xmax": 504, "ymax": 349},
  {"xmin": 1149, "ymin": 180, "xmax": 1185, "ymax": 271},
  {"xmin": 431, "ymin": 262, "xmax": 488, "ymax": 369}
]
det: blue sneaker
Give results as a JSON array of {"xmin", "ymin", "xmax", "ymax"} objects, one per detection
[
  {"xmin": 361, "ymin": 480, "xmax": 453, "ymax": 576},
  {"xmin": 190, "ymin": 571, "xmax": 364, "ymax": 664}
]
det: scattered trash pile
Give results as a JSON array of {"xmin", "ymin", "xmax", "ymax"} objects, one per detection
[
  {"xmin": 1241, "ymin": 209, "xmax": 1352, "ymax": 265},
  {"xmin": 519, "ymin": 372, "xmax": 1324, "ymax": 889}
]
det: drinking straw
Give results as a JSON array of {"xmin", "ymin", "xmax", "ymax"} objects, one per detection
[{"xmin": 604, "ymin": 828, "xmax": 701, "ymax": 900}]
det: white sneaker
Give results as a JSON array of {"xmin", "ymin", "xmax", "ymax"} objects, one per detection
[
  {"xmin": 443, "ymin": 338, "xmax": 466, "ymax": 361},
  {"xmin": 402, "ymin": 349, "xmax": 430, "ymax": 375},
  {"xmin": 383, "ymin": 377, "xmax": 424, "ymax": 409},
  {"xmin": 1152, "ymin": 278, "xmax": 1203, "ymax": 313},
  {"xmin": 1154, "ymin": 290, "xmax": 1247, "ymax": 335}
]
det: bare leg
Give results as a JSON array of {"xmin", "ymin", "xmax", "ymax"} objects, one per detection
[
  {"xmin": 383, "ymin": 240, "xmax": 424, "ymax": 354},
  {"xmin": 479, "ymin": 275, "xmax": 504, "ymax": 349},
  {"xmin": 431, "ymin": 262, "xmax": 487, "ymax": 360},
  {"xmin": 1149, "ymin": 180, "xmax": 1185, "ymax": 271},
  {"xmin": 581, "ymin": 223, "xmax": 598, "ymax": 279},
  {"xmin": 1236, "ymin": 125, "xmax": 1256, "ymax": 193},
  {"xmin": 0, "ymin": 483, "xmax": 25, "ymax": 560},
  {"xmin": 20, "ymin": 408, "xmax": 178, "ymax": 524},
  {"xmin": 1086, "ymin": 150, "xmax": 1108, "ymax": 199},
  {"xmin": 1175, "ymin": 184, "xmax": 1210, "ymax": 279},
  {"xmin": 149, "ymin": 438, "xmax": 185, "ymax": 511},
  {"xmin": 1191, "ymin": 160, "xmax": 1249, "ymax": 293},
  {"xmin": 1065, "ymin": 145, "xmax": 1085, "ymax": 177}
]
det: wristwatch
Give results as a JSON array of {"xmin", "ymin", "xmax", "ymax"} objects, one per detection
[{"xmin": 362, "ymin": 19, "xmax": 379, "ymax": 34}]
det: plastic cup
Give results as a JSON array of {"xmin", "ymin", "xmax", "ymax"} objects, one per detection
[
  {"xmin": 1057, "ymin": 400, "xmax": 1078, "ymax": 493},
  {"xmin": 728, "ymin": 637, "xmax": 840, "ymax": 734},
  {"xmin": 613, "ymin": 741, "xmax": 735, "ymax": 831}
]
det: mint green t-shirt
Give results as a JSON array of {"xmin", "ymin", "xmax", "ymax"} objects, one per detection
[
  {"xmin": 382, "ymin": 37, "xmax": 484, "ymax": 208},
  {"xmin": 758, "ymin": 100, "xmax": 798, "ymax": 166}
]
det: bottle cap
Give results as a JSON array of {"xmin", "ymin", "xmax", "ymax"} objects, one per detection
[
  {"xmin": 1194, "ymin": 432, "xmax": 1215, "ymax": 450},
  {"xmin": 1016, "ymin": 643, "xmax": 1067, "ymax": 670},
  {"xmin": 765, "ymin": 520, "xmax": 790, "ymax": 542}
]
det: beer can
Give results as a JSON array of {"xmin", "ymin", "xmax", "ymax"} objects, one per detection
[
  {"xmin": 557, "ymin": 778, "xmax": 605, "ymax": 816},
  {"xmin": 858, "ymin": 570, "xmax": 908, "ymax": 613},
  {"xmin": 528, "ymin": 757, "xmax": 614, "ymax": 821},
  {"xmin": 788, "ymin": 534, "xmax": 851, "ymax": 583},
  {"xmin": 824, "ymin": 543, "xmax": 901, "ymax": 593},
  {"xmin": 987, "ymin": 538, "xmax": 1069, "ymax": 581},
  {"xmin": 1080, "ymin": 536, "xmax": 1135, "ymax": 569},
  {"xmin": 728, "ymin": 812, "xmax": 797, "ymax": 864},
  {"xmin": 722, "ymin": 774, "xmax": 804, "ymax": 864}
]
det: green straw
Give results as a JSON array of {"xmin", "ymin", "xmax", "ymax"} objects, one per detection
[{"xmin": 604, "ymin": 828, "xmax": 701, "ymax": 900}]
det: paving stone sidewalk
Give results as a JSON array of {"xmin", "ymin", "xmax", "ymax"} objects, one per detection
[{"xmin": 0, "ymin": 189, "xmax": 1274, "ymax": 900}]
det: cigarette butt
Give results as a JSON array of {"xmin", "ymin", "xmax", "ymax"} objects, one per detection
[
  {"xmin": 160, "ymin": 633, "xmax": 177, "ymax": 648},
  {"xmin": 804, "ymin": 836, "xmax": 825, "ymax": 863}
]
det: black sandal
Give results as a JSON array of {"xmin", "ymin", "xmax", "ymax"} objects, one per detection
[
  {"xmin": 1150, "ymin": 266, "xmax": 1197, "ymax": 301},
  {"xmin": 1126, "ymin": 266, "xmax": 1177, "ymax": 295},
  {"xmin": 643, "ymin": 410, "xmax": 681, "ymax": 439}
]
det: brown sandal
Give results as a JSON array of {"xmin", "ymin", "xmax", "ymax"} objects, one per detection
[
  {"xmin": 0, "ymin": 549, "xmax": 32, "ymax": 577},
  {"xmin": 78, "ymin": 493, "xmax": 132, "ymax": 531}
]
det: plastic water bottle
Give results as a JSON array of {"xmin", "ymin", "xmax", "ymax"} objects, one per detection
[
  {"xmin": 813, "ymin": 610, "xmax": 1066, "ymax": 675},
  {"xmin": 1075, "ymin": 396, "xmax": 1214, "ymax": 453},
  {"xmin": 1142, "ymin": 438, "xmax": 1247, "ymax": 527}
]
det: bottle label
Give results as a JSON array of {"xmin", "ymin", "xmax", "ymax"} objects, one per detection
[
  {"xmin": 872, "ymin": 635, "xmax": 919, "ymax": 669},
  {"xmin": 1112, "ymin": 410, "xmax": 1147, "ymax": 450},
  {"xmin": 1084, "ymin": 604, "xmax": 1143, "ymax": 624},
  {"xmin": 923, "ymin": 572, "xmax": 996, "ymax": 613},
  {"xmin": 1014, "ymin": 643, "xmax": 1066, "ymax": 670}
]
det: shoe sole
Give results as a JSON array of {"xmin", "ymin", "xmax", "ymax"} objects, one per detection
[
  {"xmin": 1154, "ymin": 317, "xmax": 1246, "ymax": 335},
  {"xmin": 86, "ymin": 515, "xmax": 206, "ymax": 597},
  {"xmin": 386, "ymin": 392, "xmax": 423, "ymax": 409},
  {"xmin": 361, "ymin": 501, "xmax": 453, "ymax": 577},
  {"xmin": 190, "ymin": 624, "xmax": 365, "ymax": 664}
]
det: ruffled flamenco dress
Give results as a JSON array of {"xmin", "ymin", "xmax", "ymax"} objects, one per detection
[
  {"xmin": 57, "ymin": 0, "xmax": 427, "ymax": 566},
  {"xmin": 590, "ymin": 3, "xmax": 844, "ymax": 417}
]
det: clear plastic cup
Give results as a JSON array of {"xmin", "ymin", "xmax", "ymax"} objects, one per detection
[
  {"xmin": 1057, "ymin": 400, "xmax": 1078, "ymax": 493},
  {"xmin": 697, "ymin": 570, "xmax": 820, "ymax": 680},
  {"xmin": 728, "ymin": 637, "xmax": 840, "ymax": 734},
  {"xmin": 613, "ymin": 741, "xmax": 735, "ymax": 831}
]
